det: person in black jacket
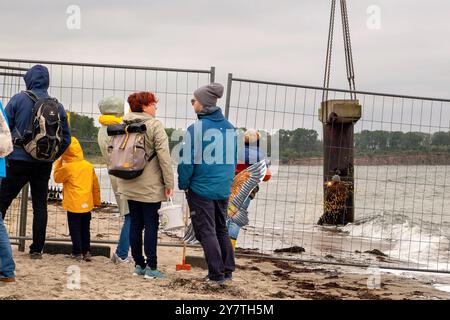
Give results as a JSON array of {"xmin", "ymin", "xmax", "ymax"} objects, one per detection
[{"xmin": 0, "ymin": 65, "xmax": 71, "ymax": 259}]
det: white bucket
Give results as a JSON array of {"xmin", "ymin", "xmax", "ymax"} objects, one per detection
[{"xmin": 158, "ymin": 198, "xmax": 184, "ymax": 231}]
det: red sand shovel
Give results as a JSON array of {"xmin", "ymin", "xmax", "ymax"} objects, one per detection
[{"xmin": 176, "ymin": 200, "xmax": 191, "ymax": 271}]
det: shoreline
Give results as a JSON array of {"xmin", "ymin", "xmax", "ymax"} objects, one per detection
[
  {"xmin": 86, "ymin": 153, "xmax": 450, "ymax": 166},
  {"xmin": 280, "ymin": 152, "xmax": 450, "ymax": 166}
]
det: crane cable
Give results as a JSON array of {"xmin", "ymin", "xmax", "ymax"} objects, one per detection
[
  {"xmin": 341, "ymin": 0, "xmax": 356, "ymax": 98},
  {"xmin": 322, "ymin": 0, "xmax": 356, "ymax": 102}
]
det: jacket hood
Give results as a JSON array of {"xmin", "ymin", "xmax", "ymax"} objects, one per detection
[
  {"xmin": 197, "ymin": 108, "xmax": 224, "ymax": 122},
  {"xmin": 24, "ymin": 65, "xmax": 50, "ymax": 91},
  {"xmin": 99, "ymin": 114, "xmax": 123, "ymax": 126},
  {"xmin": 123, "ymin": 112, "xmax": 154, "ymax": 123},
  {"xmin": 62, "ymin": 137, "xmax": 84, "ymax": 163},
  {"xmin": 98, "ymin": 96, "xmax": 125, "ymax": 115}
]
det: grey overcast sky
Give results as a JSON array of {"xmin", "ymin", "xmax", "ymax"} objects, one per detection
[{"xmin": 0, "ymin": 0, "xmax": 449, "ymax": 98}]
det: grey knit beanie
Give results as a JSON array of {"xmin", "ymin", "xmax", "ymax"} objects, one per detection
[
  {"xmin": 98, "ymin": 96, "xmax": 125, "ymax": 115},
  {"xmin": 194, "ymin": 83, "xmax": 224, "ymax": 108}
]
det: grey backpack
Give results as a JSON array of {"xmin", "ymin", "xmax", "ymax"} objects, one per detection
[{"xmin": 106, "ymin": 122, "xmax": 156, "ymax": 180}]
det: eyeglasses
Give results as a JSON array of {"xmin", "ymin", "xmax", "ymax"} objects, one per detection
[{"xmin": 191, "ymin": 99, "xmax": 197, "ymax": 106}]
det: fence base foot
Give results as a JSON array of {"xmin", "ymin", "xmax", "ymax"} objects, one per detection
[
  {"xmin": 43, "ymin": 242, "xmax": 111, "ymax": 258},
  {"xmin": 185, "ymin": 255, "xmax": 208, "ymax": 269}
]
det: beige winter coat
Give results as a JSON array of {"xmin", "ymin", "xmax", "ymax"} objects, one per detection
[{"xmin": 116, "ymin": 112, "xmax": 174, "ymax": 203}]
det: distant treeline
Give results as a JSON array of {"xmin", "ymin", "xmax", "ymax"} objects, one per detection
[
  {"xmin": 278, "ymin": 129, "xmax": 450, "ymax": 161},
  {"xmin": 69, "ymin": 112, "xmax": 101, "ymax": 159},
  {"xmin": 68, "ymin": 112, "xmax": 450, "ymax": 162},
  {"xmin": 355, "ymin": 130, "xmax": 450, "ymax": 155}
]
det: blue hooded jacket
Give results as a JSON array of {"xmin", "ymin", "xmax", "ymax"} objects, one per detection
[
  {"xmin": 5, "ymin": 65, "xmax": 71, "ymax": 162},
  {"xmin": 177, "ymin": 108, "xmax": 237, "ymax": 200},
  {"xmin": 239, "ymin": 143, "xmax": 266, "ymax": 165},
  {"xmin": 0, "ymin": 101, "xmax": 7, "ymax": 177}
]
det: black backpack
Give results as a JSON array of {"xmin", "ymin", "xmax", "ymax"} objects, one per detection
[{"xmin": 15, "ymin": 90, "xmax": 63, "ymax": 161}]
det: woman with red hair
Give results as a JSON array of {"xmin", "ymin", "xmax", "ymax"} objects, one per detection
[{"xmin": 117, "ymin": 91, "xmax": 174, "ymax": 279}]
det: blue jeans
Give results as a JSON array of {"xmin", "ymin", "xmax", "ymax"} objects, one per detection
[
  {"xmin": 0, "ymin": 214, "xmax": 15, "ymax": 279},
  {"xmin": 227, "ymin": 196, "xmax": 252, "ymax": 240},
  {"xmin": 227, "ymin": 220, "xmax": 241, "ymax": 241},
  {"xmin": 115, "ymin": 214, "xmax": 131, "ymax": 259}
]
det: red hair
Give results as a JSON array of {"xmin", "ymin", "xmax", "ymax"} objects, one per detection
[{"xmin": 127, "ymin": 91, "xmax": 158, "ymax": 112}]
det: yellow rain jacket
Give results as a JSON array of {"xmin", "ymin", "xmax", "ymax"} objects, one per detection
[{"xmin": 54, "ymin": 137, "xmax": 101, "ymax": 213}]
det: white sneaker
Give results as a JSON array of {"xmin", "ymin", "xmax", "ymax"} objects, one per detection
[{"xmin": 111, "ymin": 252, "xmax": 131, "ymax": 264}]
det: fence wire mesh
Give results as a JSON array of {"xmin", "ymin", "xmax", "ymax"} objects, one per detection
[
  {"xmin": 0, "ymin": 58, "xmax": 214, "ymax": 249},
  {"xmin": 225, "ymin": 75, "xmax": 450, "ymax": 273},
  {"xmin": 2, "ymin": 59, "xmax": 450, "ymax": 273},
  {"xmin": 0, "ymin": 64, "xmax": 26, "ymax": 245}
]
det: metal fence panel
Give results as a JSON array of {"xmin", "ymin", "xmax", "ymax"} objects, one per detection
[
  {"xmin": 0, "ymin": 58, "xmax": 214, "ymax": 249},
  {"xmin": 225, "ymin": 74, "xmax": 450, "ymax": 273},
  {"xmin": 0, "ymin": 64, "xmax": 26, "ymax": 246},
  {"xmin": 2, "ymin": 59, "xmax": 450, "ymax": 274}
]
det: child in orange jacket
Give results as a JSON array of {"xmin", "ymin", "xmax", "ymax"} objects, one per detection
[{"xmin": 54, "ymin": 137, "xmax": 101, "ymax": 261}]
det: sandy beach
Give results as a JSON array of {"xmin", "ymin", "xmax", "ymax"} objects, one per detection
[
  {"xmin": 1, "ymin": 242, "xmax": 450, "ymax": 300},
  {"xmin": 3, "ymin": 197, "xmax": 450, "ymax": 300}
]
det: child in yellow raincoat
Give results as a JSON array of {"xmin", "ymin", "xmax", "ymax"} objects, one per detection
[{"xmin": 54, "ymin": 137, "xmax": 101, "ymax": 261}]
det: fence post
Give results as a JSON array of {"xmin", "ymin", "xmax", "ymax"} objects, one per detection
[
  {"xmin": 18, "ymin": 184, "xmax": 29, "ymax": 252},
  {"xmin": 224, "ymin": 73, "xmax": 233, "ymax": 120},
  {"xmin": 210, "ymin": 66, "xmax": 215, "ymax": 83}
]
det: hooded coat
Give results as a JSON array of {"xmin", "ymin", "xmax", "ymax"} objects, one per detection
[
  {"xmin": 54, "ymin": 137, "xmax": 101, "ymax": 213},
  {"xmin": 177, "ymin": 108, "xmax": 237, "ymax": 200},
  {"xmin": 4, "ymin": 65, "xmax": 71, "ymax": 162},
  {"xmin": 235, "ymin": 143, "xmax": 272, "ymax": 182},
  {"xmin": 116, "ymin": 112, "xmax": 174, "ymax": 203}
]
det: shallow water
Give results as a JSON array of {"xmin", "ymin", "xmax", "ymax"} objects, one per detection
[
  {"xmin": 48, "ymin": 165, "xmax": 450, "ymax": 271},
  {"xmin": 238, "ymin": 165, "xmax": 450, "ymax": 271}
]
